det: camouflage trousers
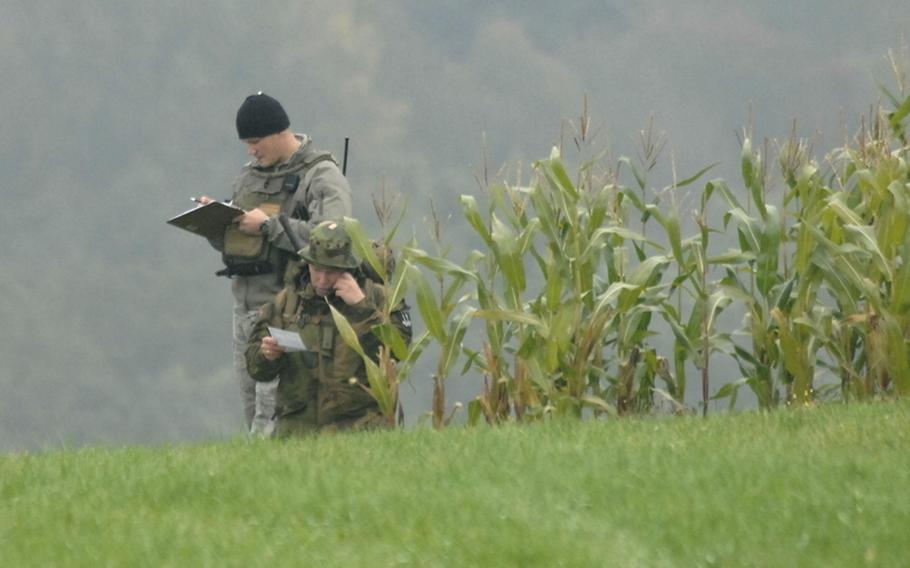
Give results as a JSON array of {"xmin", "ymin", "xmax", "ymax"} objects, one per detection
[{"xmin": 232, "ymin": 305, "xmax": 277, "ymax": 437}]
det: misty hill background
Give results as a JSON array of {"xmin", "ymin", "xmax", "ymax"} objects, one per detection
[{"xmin": 1, "ymin": 1, "xmax": 906, "ymax": 451}]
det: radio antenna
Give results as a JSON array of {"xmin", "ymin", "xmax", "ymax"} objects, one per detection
[{"xmin": 342, "ymin": 137, "xmax": 350, "ymax": 175}]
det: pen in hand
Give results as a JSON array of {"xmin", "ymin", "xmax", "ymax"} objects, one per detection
[{"xmin": 191, "ymin": 196, "xmax": 231, "ymax": 206}]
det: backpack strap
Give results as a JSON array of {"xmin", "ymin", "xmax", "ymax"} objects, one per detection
[
  {"xmin": 286, "ymin": 152, "xmax": 337, "ymax": 222},
  {"xmin": 270, "ymin": 287, "xmax": 302, "ymax": 326},
  {"xmin": 274, "ymin": 152, "xmax": 339, "ymax": 284}
]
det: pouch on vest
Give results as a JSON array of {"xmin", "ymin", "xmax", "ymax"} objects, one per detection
[
  {"xmin": 221, "ymin": 202, "xmax": 281, "ymax": 261},
  {"xmin": 223, "ymin": 226, "xmax": 267, "ymax": 258}
]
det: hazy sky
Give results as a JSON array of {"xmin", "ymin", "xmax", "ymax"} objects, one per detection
[{"xmin": 1, "ymin": 1, "xmax": 908, "ymax": 450}]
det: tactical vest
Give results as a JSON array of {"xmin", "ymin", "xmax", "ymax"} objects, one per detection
[{"xmin": 220, "ymin": 152, "xmax": 335, "ymax": 278}]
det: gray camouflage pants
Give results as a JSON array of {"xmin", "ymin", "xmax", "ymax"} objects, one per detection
[{"xmin": 233, "ymin": 305, "xmax": 277, "ymax": 437}]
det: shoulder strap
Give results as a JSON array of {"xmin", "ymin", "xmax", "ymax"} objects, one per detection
[
  {"xmin": 270, "ymin": 287, "xmax": 301, "ymax": 324},
  {"xmin": 283, "ymin": 152, "xmax": 337, "ymax": 219},
  {"xmin": 303, "ymin": 151, "xmax": 337, "ymax": 169}
]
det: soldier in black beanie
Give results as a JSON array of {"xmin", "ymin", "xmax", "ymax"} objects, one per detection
[{"xmin": 197, "ymin": 92, "xmax": 352, "ymax": 436}]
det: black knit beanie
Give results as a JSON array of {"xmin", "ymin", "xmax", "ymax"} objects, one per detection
[{"xmin": 235, "ymin": 92, "xmax": 290, "ymax": 139}]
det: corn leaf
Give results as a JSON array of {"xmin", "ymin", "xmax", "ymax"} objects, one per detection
[
  {"xmin": 386, "ymin": 259, "xmax": 412, "ymax": 313},
  {"xmin": 472, "ymin": 309, "xmax": 546, "ymax": 332},
  {"xmin": 672, "ymin": 163, "xmax": 719, "ymax": 189},
  {"xmin": 461, "ymin": 195, "xmax": 493, "ymax": 246},
  {"xmin": 756, "ymin": 204, "xmax": 781, "ymax": 296},
  {"xmin": 344, "ymin": 216, "xmax": 385, "ymax": 281},
  {"xmin": 372, "ymin": 323, "xmax": 409, "ymax": 361},
  {"xmin": 439, "ymin": 309, "xmax": 473, "ymax": 379},
  {"xmin": 395, "ymin": 331, "xmax": 432, "ymax": 379},
  {"xmin": 404, "ymin": 247, "xmax": 479, "ymax": 281},
  {"xmin": 328, "ymin": 305, "xmax": 389, "ymax": 412},
  {"xmin": 413, "ymin": 266, "xmax": 446, "ymax": 343},
  {"xmin": 491, "ymin": 214, "xmax": 526, "ymax": 295}
]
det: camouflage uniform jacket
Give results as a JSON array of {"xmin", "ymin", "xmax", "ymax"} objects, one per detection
[
  {"xmin": 245, "ymin": 265, "xmax": 412, "ymax": 433},
  {"xmin": 212, "ymin": 134, "xmax": 353, "ymax": 311}
]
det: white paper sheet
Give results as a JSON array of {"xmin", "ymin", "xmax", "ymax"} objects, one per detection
[{"xmin": 267, "ymin": 326, "xmax": 308, "ymax": 352}]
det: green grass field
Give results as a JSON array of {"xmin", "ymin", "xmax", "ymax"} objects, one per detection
[{"xmin": 2, "ymin": 401, "xmax": 908, "ymax": 567}]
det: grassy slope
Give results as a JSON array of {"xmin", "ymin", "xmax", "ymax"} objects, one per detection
[{"xmin": 1, "ymin": 401, "xmax": 908, "ymax": 567}]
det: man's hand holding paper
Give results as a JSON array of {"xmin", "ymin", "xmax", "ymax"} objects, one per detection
[{"xmin": 266, "ymin": 326, "xmax": 308, "ymax": 352}]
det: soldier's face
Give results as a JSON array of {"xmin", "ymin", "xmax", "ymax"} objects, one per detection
[
  {"xmin": 309, "ymin": 265, "xmax": 345, "ymax": 297},
  {"xmin": 243, "ymin": 133, "xmax": 283, "ymax": 166}
]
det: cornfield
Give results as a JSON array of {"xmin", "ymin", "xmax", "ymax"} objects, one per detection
[{"xmin": 344, "ymin": 53, "xmax": 910, "ymax": 426}]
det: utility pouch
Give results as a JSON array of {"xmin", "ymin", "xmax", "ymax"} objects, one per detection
[
  {"xmin": 223, "ymin": 227, "xmax": 266, "ymax": 258},
  {"xmin": 222, "ymin": 202, "xmax": 282, "ymax": 259}
]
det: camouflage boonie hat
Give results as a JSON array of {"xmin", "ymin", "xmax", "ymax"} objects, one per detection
[{"xmin": 299, "ymin": 220, "xmax": 360, "ymax": 269}]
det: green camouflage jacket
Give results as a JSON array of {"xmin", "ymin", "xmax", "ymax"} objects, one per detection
[{"xmin": 245, "ymin": 265, "xmax": 412, "ymax": 434}]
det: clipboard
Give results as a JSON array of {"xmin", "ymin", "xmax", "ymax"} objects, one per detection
[{"xmin": 167, "ymin": 201, "xmax": 244, "ymax": 240}]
